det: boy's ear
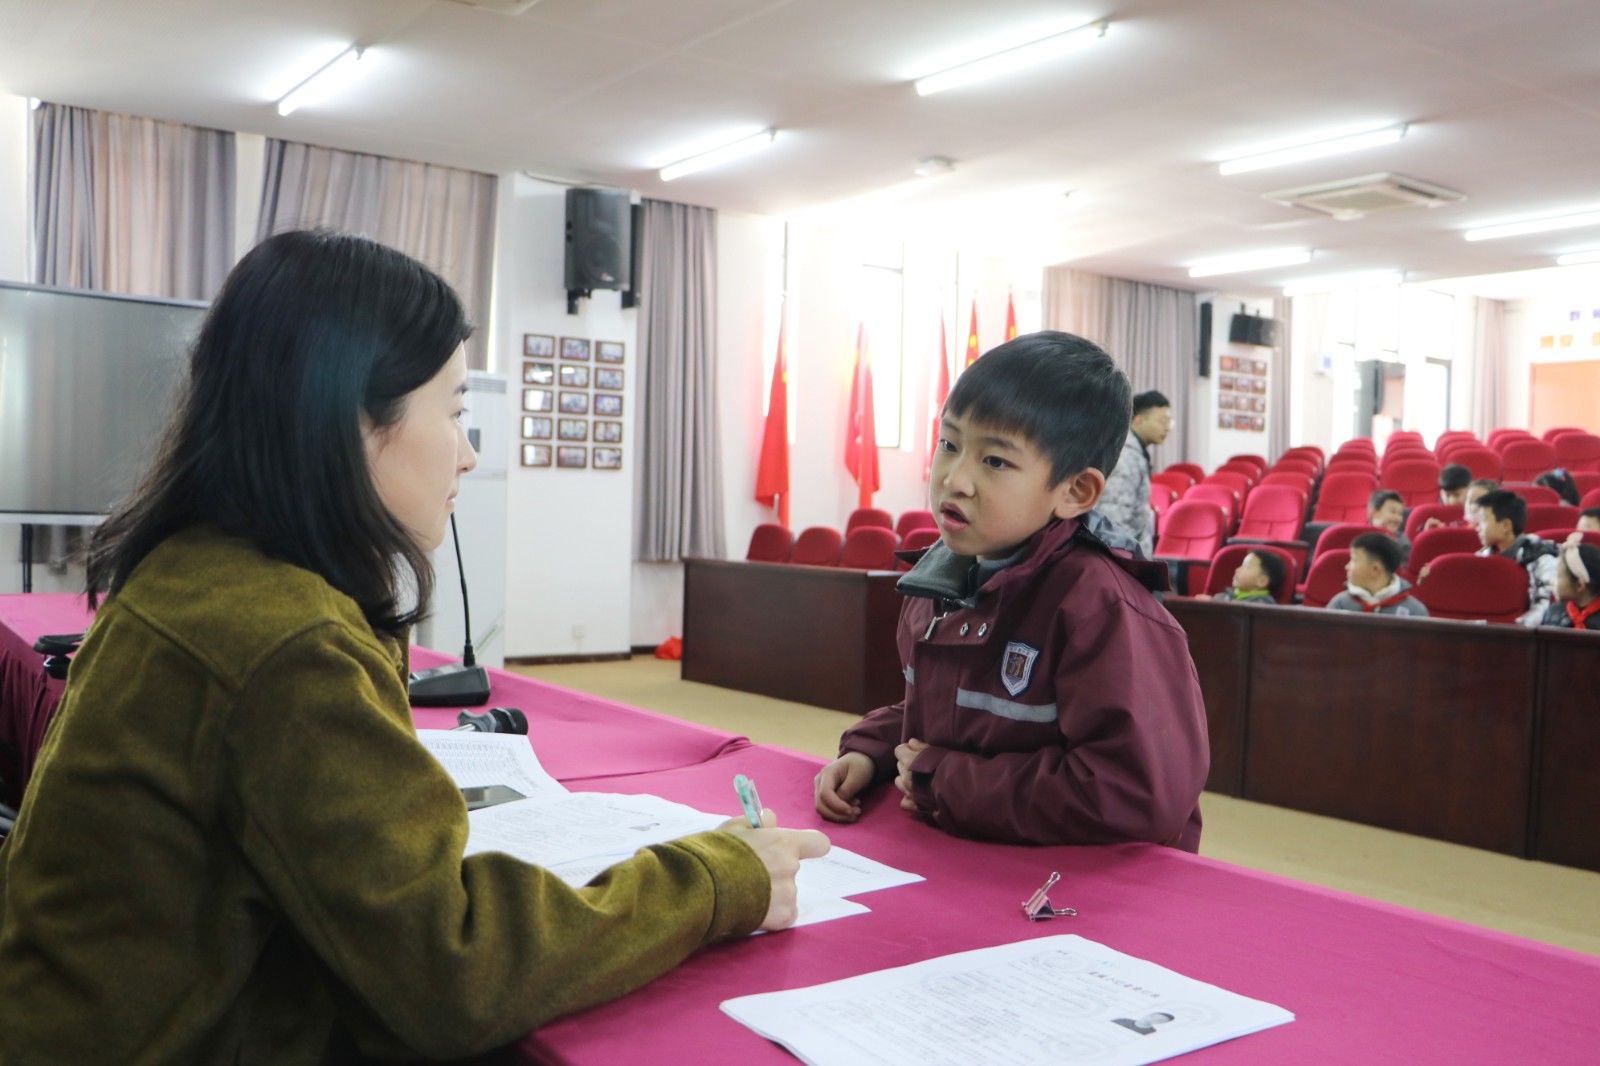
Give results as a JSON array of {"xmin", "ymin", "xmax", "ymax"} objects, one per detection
[{"xmin": 1053, "ymin": 468, "xmax": 1106, "ymax": 520}]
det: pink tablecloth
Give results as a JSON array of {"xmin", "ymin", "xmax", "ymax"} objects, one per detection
[{"xmin": 526, "ymin": 744, "xmax": 1600, "ymax": 1065}]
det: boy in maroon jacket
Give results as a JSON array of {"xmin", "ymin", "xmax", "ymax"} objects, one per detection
[{"xmin": 814, "ymin": 332, "xmax": 1209, "ymax": 850}]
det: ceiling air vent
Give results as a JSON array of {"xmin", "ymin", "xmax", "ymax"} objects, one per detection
[
  {"xmin": 1264, "ymin": 173, "xmax": 1465, "ymax": 221},
  {"xmin": 441, "ymin": 0, "xmax": 541, "ymax": 14}
]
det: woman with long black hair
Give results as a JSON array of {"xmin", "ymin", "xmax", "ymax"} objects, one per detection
[{"xmin": 0, "ymin": 230, "xmax": 826, "ymax": 1063}]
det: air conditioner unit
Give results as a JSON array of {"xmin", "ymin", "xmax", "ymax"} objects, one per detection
[
  {"xmin": 1264, "ymin": 173, "xmax": 1465, "ymax": 221},
  {"xmin": 441, "ymin": 0, "xmax": 541, "ymax": 14}
]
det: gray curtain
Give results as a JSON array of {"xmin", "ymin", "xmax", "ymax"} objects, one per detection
[
  {"xmin": 1043, "ymin": 267, "xmax": 1200, "ymax": 465},
  {"xmin": 31, "ymin": 102, "xmax": 234, "ymax": 300},
  {"xmin": 1270, "ymin": 296, "xmax": 1293, "ymax": 459},
  {"xmin": 256, "ymin": 139, "xmax": 497, "ymax": 369},
  {"xmin": 634, "ymin": 199, "xmax": 724, "ymax": 561},
  {"xmin": 1468, "ymin": 296, "xmax": 1508, "ymax": 436}
]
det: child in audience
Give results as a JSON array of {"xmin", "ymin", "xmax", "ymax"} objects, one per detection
[
  {"xmin": 1368, "ymin": 489, "xmax": 1411, "ymax": 564},
  {"xmin": 1579, "ymin": 508, "xmax": 1600, "ymax": 534},
  {"xmin": 813, "ymin": 332, "xmax": 1209, "ymax": 850},
  {"xmin": 1424, "ymin": 477, "xmax": 1497, "ymax": 532},
  {"xmin": 1327, "ymin": 533, "xmax": 1428, "ymax": 617},
  {"xmin": 1534, "ymin": 469, "xmax": 1581, "ymax": 506},
  {"xmin": 1539, "ymin": 534, "xmax": 1600, "ymax": 630},
  {"xmin": 1206, "ymin": 550, "xmax": 1285, "ymax": 603},
  {"xmin": 1475, "ymin": 489, "xmax": 1560, "ymax": 626},
  {"xmin": 1437, "ymin": 463, "xmax": 1471, "ymax": 505}
]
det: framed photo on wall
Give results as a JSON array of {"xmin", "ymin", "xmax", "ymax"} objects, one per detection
[
  {"xmin": 595, "ymin": 367, "xmax": 624, "ymax": 391},
  {"xmin": 595, "ymin": 340, "xmax": 625, "ymax": 363},
  {"xmin": 594, "ymin": 420, "xmax": 623, "ymax": 443},
  {"xmin": 558, "ymin": 418, "xmax": 589, "ymax": 441},
  {"xmin": 521, "ymin": 415, "xmax": 552, "ymax": 440},
  {"xmin": 1251, "ymin": 415, "xmax": 1265, "ymax": 431},
  {"xmin": 523, "ymin": 362, "xmax": 554, "ymax": 385},
  {"xmin": 1220, "ymin": 356, "xmax": 1237, "ymax": 371},
  {"xmin": 594, "ymin": 393, "xmax": 622, "ymax": 417},
  {"xmin": 559, "ymin": 391, "xmax": 590, "ymax": 415},
  {"xmin": 559, "ymin": 364, "xmax": 590, "ymax": 388},
  {"xmin": 593, "ymin": 447, "xmax": 622, "ymax": 470},
  {"xmin": 1217, "ymin": 413, "xmax": 1231, "ymax": 429},
  {"xmin": 560, "ymin": 337, "xmax": 591, "ymax": 361},
  {"xmin": 523, "ymin": 334, "xmax": 555, "ymax": 359},
  {"xmin": 520, "ymin": 443, "xmax": 552, "ymax": 467},
  {"xmin": 557, "ymin": 446, "xmax": 587, "ymax": 469},
  {"xmin": 522, "ymin": 388, "xmax": 554, "ymax": 413}
]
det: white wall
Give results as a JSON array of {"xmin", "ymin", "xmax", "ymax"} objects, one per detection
[{"xmin": 1195, "ymin": 293, "xmax": 1276, "ymax": 469}]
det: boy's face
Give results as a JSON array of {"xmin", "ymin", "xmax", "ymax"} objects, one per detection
[
  {"xmin": 1477, "ymin": 509, "xmax": 1514, "ymax": 551},
  {"xmin": 1579, "ymin": 515, "xmax": 1600, "ymax": 533},
  {"xmin": 1440, "ymin": 486, "xmax": 1467, "ymax": 505},
  {"xmin": 931, "ymin": 412, "xmax": 1100, "ymax": 560},
  {"xmin": 1345, "ymin": 547, "xmax": 1391, "ymax": 591},
  {"xmin": 1370, "ymin": 498, "xmax": 1404, "ymax": 534},
  {"xmin": 1232, "ymin": 553, "xmax": 1270, "ymax": 591},
  {"xmin": 1557, "ymin": 560, "xmax": 1577, "ymax": 601},
  {"xmin": 1465, "ymin": 485, "xmax": 1491, "ymax": 524}
]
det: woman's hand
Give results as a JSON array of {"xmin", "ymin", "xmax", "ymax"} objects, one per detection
[{"xmin": 719, "ymin": 810, "xmax": 831, "ymax": 931}]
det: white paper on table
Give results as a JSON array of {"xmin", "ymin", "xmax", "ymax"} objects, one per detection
[
  {"xmin": 464, "ymin": 792, "xmax": 724, "ymax": 869},
  {"xmin": 416, "ymin": 730, "xmax": 566, "ymax": 803},
  {"xmin": 720, "ymin": 934, "xmax": 1293, "ymax": 1066},
  {"xmin": 794, "ymin": 847, "xmax": 923, "ymax": 900}
]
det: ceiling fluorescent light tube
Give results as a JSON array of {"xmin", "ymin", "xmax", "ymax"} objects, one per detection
[
  {"xmin": 277, "ymin": 46, "xmax": 366, "ymax": 117},
  {"xmin": 1218, "ymin": 124, "xmax": 1408, "ymax": 176},
  {"xmin": 1189, "ymin": 248, "xmax": 1312, "ymax": 279},
  {"xmin": 1282, "ymin": 269, "xmax": 1403, "ymax": 295},
  {"xmin": 914, "ymin": 19, "xmax": 1107, "ymax": 97},
  {"xmin": 1464, "ymin": 209, "xmax": 1600, "ymax": 242},
  {"xmin": 1555, "ymin": 250, "xmax": 1600, "ymax": 267},
  {"xmin": 658, "ymin": 129, "xmax": 776, "ymax": 182}
]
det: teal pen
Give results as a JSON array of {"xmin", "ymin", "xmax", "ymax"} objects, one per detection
[{"xmin": 733, "ymin": 774, "xmax": 763, "ymax": 828}]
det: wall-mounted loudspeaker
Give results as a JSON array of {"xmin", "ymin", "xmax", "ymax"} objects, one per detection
[
  {"xmin": 1198, "ymin": 301, "xmax": 1213, "ymax": 378},
  {"xmin": 621, "ymin": 203, "xmax": 643, "ymax": 310},
  {"xmin": 565, "ymin": 187, "xmax": 632, "ymax": 313}
]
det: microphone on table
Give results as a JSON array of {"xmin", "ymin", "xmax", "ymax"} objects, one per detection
[
  {"xmin": 453, "ymin": 707, "xmax": 529, "ymax": 734},
  {"xmin": 408, "ymin": 513, "xmax": 492, "ymax": 707}
]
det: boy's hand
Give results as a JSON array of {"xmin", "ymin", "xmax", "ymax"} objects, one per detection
[
  {"xmin": 894, "ymin": 738, "xmax": 929, "ymax": 811},
  {"xmin": 718, "ymin": 808, "xmax": 832, "ymax": 931},
  {"xmin": 813, "ymin": 752, "xmax": 875, "ymax": 823},
  {"xmin": 1418, "ymin": 563, "xmax": 1432, "ymax": 582}
]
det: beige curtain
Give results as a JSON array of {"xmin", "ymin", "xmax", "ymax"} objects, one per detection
[
  {"xmin": 31, "ymin": 102, "xmax": 235, "ymax": 300},
  {"xmin": 256, "ymin": 139, "xmax": 497, "ymax": 368},
  {"xmin": 634, "ymin": 199, "xmax": 724, "ymax": 562},
  {"xmin": 1043, "ymin": 267, "xmax": 1200, "ymax": 464},
  {"xmin": 1468, "ymin": 296, "xmax": 1509, "ymax": 436}
]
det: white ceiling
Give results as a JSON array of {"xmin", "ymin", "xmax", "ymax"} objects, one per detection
[{"xmin": 3, "ymin": 0, "xmax": 1599, "ymax": 294}]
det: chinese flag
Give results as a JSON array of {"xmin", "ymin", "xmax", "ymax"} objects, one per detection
[
  {"xmin": 964, "ymin": 300, "xmax": 981, "ymax": 368},
  {"xmin": 1004, "ymin": 289, "xmax": 1018, "ymax": 341},
  {"xmin": 925, "ymin": 316, "xmax": 950, "ymax": 482},
  {"xmin": 754, "ymin": 309, "xmax": 790, "ymax": 526},
  {"xmin": 844, "ymin": 324, "xmax": 879, "ymax": 509}
]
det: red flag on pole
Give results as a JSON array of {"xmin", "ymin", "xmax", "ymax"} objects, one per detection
[
  {"xmin": 964, "ymin": 299, "xmax": 981, "ymax": 368},
  {"xmin": 925, "ymin": 315, "xmax": 950, "ymax": 482},
  {"xmin": 754, "ymin": 307, "xmax": 790, "ymax": 526},
  {"xmin": 844, "ymin": 324, "xmax": 880, "ymax": 509},
  {"xmin": 1004, "ymin": 289, "xmax": 1018, "ymax": 341}
]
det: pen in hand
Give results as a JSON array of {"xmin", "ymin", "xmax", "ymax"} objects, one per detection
[{"xmin": 733, "ymin": 773, "xmax": 764, "ymax": 829}]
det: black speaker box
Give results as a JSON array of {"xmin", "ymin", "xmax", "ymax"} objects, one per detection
[
  {"xmin": 1198, "ymin": 301, "xmax": 1212, "ymax": 377},
  {"xmin": 565, "ymin": 187, "xmax": 632, "ymax": 295},
  {"xmin": 621, "ymin": 202, "xmax": 643, "ymax": 309}
]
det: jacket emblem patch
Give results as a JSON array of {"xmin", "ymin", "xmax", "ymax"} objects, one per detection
[{"xmin": 1001, "ymin": 642, "xmax": 1039, "ymax": 696}]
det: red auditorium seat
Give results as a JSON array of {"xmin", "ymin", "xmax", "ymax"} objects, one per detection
[
  {"xmin": 1572, "ymin": 472, "xmax": 1600, "ymax": 498},
  {"xmin": 1153, "ymin": 500, "xmax": 1230, "ymax": 594},
  {"xmin": 1582, "ymin": 487, "xmax": 1600, "ymax": 510},
  {"xmin": 1435, "ymin": 430, "xmax": 1477, "ymax": 451},
  {"xmin": 1404, "ymin": 503, "xmax": 1464, "ymax": 541},
  {"xmin": 1151, "ymin": 470, "xmax": 1194, "ymax": 497},
  {"xmin": 1200, "ymin": 543, "xmax": 1298, "ymax": 604},
  {"xmin": 845, "ymin": 507, "xmax": 894, "ymax": 534},
  {"xmin": 1500, "ymin": 440, "xmax": 1558, "ymax": 482},
  {"xmin": 1443, "ymin": 446, "xmax": 1500, "ymax": 481},
  {"xmin": 1525, "ymin": 504, "xmax": 1580, "ymax": 531},
  {"xmin": 745, "ymin": 523, "xmax": 794, "ymax": 563},
  {"xmin": 1279, "ymin": 447, "xmax": 1324, "ymax": 471},
  {"xmin": 900, "ymin": 527, "xmax": 941, "ymax": 553},
  {"xmin": 1314, "ymin": 473, "xmax": 1382, "ymax": 524},
  {"xmin": 1553, "ymin": 433, "xmax": 1600, "ymax": 472},
  {"xmin": 1405, "ymin": 526, "xmax": 1481, "ymax": 580},
  {"xmin": 1150, "ymin": 483, "xmax": 1178, "ymax": 531},
  {"xmin": 1379, "ymin": 443, "xmax": 1435, "ymax": 466},
  {"xmin": 1217, "ymin": 461, "xmax": 1261, "ymax": 486},
  {"xmin": 1324, "ymin": 460, "xmax": 1377, "ymax": 481},
  {"xmin": 1535, "ymin": 529, "xmax": 1600, "ymax": 548},
  {"xmin": 839, "ymin": 526, "xmax": 899, "ymax": 569},
  {"xmin": 1312, "ymin": 523, "xmax": 1382, "ymax": 560},
  {"xmin": 1184, "ymin": 483, "xmax": 1239, "ymax": 530},
  {"xmin": 1204, "ymin": 470, "xmax": 1253, "ymax": 501},
  {"xmin": 1227, "ymin": 454, "xmax": 1267, "ymax": 475},
  {"xmin": 1233, "ymin": 485, "xmax": 1307, "ymax": 543},
  {"xmin": 1487, "ymin": 428, "xmax": 1535, "ymax": 451},
  {"xmin": 1380, "ymin": 460, "xmax": 1442, "ymax": 508},
  {"xmin": 1259, "ymin": 471, "xmax": 1313, "ymax": 499},
  {"xmin": 1301, "ymin": 549, "xmax": 1352, "ymax": 608},
  {"xmin": 1503, "ymin": 484, "xmax": 1562, "ymax": 505},
  {"xmin": 1542, "ymin": 425, "xmax": 1587, "ymax": 442},
  {"xmin": 1270, "ymin": 458, "xmax": 1318, "ymax": 480},
  {"xmin": 1414, "ymin": 554, "xmax": 1529, "ymax": 623},
  {"xmin": 1165, "ymin": 462, "xmax": 1206, "ymax": 484},
  {"xmin": 791, "ymin": 526, "xmax": 843, "ymax": 566},
  {"xmin": 894, "ymin": 509, "xmax": 937, "ymax": 539}
]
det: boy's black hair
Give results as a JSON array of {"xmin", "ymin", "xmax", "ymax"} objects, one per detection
[
  {"xmin": 1132, "ymin": 390, "xmax": 1170, "ymax": 416},
  {"xmin": 943, "ymin": 331, "xmax": 1131, "ymax": 484},
  {"xmin": 1469, "ymin": 477, "xmax": 1499, "ymax": 493},
  {"xmin": 1249, "ymin": 550, "xmax": 1287, "ymax": 598},
  {"xmin": 1478, "ymin": 489, "xmax": 1526, "ymax": 535},
  {"xmin": 1351, "ymin": 531, "xmax": 1403, "ymax": 576},
  {"xmin": 1582, "ymin": 507, "xmax": 1600, "ymax": 522},
  {"xmin": 1534, "ymin": 469, "xmax": 1580, "ymax": 506},
  {"xmin": 1563, "ymin": 543, "xmax": 1600, "ymax": 596},
  {"xmin": 1368, "ymin": 489, "xmax": 1403, "ymax": 514},
  {"xmin": 1438, "ymin": 464, "xmax": 1471, "ymax": 492}
]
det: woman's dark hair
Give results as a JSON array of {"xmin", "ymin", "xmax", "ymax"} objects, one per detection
[
  {"xmin": 86, "ymin": 230, "xmax": 472, "ymax": 635},
  {"xmin": 1534, "ymin": 469, "xmax": 1580, "ymax": 506}
]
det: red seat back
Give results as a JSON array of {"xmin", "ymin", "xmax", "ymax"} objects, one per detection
[
  {"xmin": 1258, "ymin": 471, "xmax": 1313, "ymax": 499},
  {"xmin": 1235, "ymin": 485, "xmax": 1307, "ymax": 542},
  {"xmin": 1151, "ymin": 471, "xmax": 1193, "ymax": 497},
  {"xmin": 1204, "ymin": 470, "xmax": 1252, "ymax": 501},
  {"xmin": 1183, "ymin": 484, "xmax": 1238, "ymax": 530},
  {"xmin": 1379, "ymin": 460, "xmax": 1442, "ymax": 508},
  {"xmin": 839, "ymin": 526, "xmax": 899, "ymax": 569},
  {"xmin": 894, "ymin": 509, "xmax": 936, "ymax": 539},
  {"xmin": 1500, "ymin": 440, "xmax": 1558, "ymax": 482},
  {"xmin": 1302, "ymin": 550, "xmax": 1352, "ymax": 608},
  {"xmin": 1313, "ymin": 523, "xmax": 1382, "ymax": 560},
  {"xmin": 1150, "ymin": 484, "xmax": 1178, "ymax": 530},
  {"xmin": 1542, "ymin": 425, "xmax": 1587, "ymax": 442},
  {"xmin": 1201, "ymin": 543, "xmax": 1298, "ymax": 603},
  {"xmin": 1553, "ymin": 433, "xmax": 1600, "ymax": 471},
  {"xmin": 791, "ymin": 526, "xmax": 843, "ymax": 566},
  {"xmin": 1502, "ymin": 483, "xmax": 1561, "ymax": 506},
  {"xmin": 1217, "ymin": 461, "xmax": 1261, "ymax": 486},
  {"xmin": 1525, "ymin": 504, "xmax": 1580, "ymax": 532},
  {"xmin": 1226, "ymin": 454, "xmax": 1267, "ymax": 475},
  {"xmin": 1573, "ymin": 472, "xmax": 1600, "ymax": 498},
  {"xmin": 1444, "ymin": 446, "xmax": 1501, "ymax": 481},
  {"xmin": 1404, "ymin": 503, "xmax": 1464, "ymax": 541},
  {"xmin": 1488, "ymin": 428, "xmax": 1535, "ymax": 451},
  {"xmin": 1153, "ymin": 500, "xmax": 1229, "ymax": 563},
  {"xmin": 1270, "ymin": 458, "xmax": 1318, "ymax": 479},
  {"xmin": 845, "ymin": 507, "xmax": 894, "ymax": 534},
  {"xmin": 1535, "ymin": 529, "xmax": 1600, "ymax": 548},
  {"xmin": 1582, "ymin": 487, "xmax": 1600, "ymax": 510},
  {"xmin": 745, "ymin": 523, "xmax": 794, "ymax": 563},
  {"xmin": 1165, "ymin": 462, "xmax": 1206, "ymax": 484},
  {"xmin": 901, "ymin": 527, "xmax": 941, "ymax": 553},
  {"xmin": 1314, "ymin": 474, "xmax": 1382, "ymax": 524},
  {"xmin": 1279, "ymin": 447, "xmax": 1324, "ymax": 472},
  {"xmin": 1415, "ymin": 554, "xmax": 1529, "ymax": 623},
  {"xmin": 1435, "ymin": 430, "xmax": 1477, "ymax": 450},
  {"xmin": 1407, "ymin": 526, "xmax": 1482, "ymax": 579}
]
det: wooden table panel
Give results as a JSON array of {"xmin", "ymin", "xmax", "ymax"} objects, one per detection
[
  {"xmin": 1165, "ymin": 597, "xmax": 1251, "ymax": 796},
  {"xmin": 1532, "ymin": 629, "xmax": 1600, "ymax": 872}
]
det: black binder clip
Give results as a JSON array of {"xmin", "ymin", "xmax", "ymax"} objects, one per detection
[{"xmin": 1021, "ymin": 871, "xmax": 1077, "ymax": 921}]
